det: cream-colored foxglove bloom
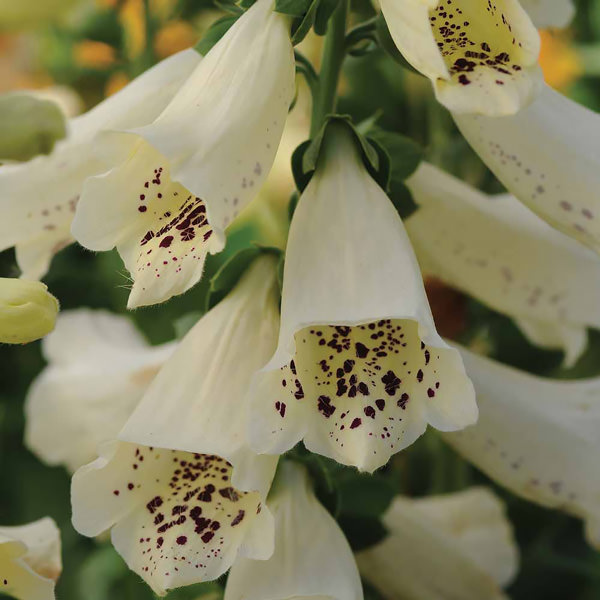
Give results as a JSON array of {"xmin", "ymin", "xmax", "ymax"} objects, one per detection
[
  {"xmin": 248, "ymin": 126, "xmax": 477, "ymax": 473},
  {"xmin": 72, "ymin": 256, "xmax": 280, "ymax": 595},
  {"xmin": 519, "ymin": 0, "xmax": 575, "ymax": 28},
  {"xmin": 0, "ymin": 518, "xmax": 61, "ymax": 600},
  {"xmin": 444, "ymin": 346, "xmax": 600, "ymax": 547},
  {"xmin": 25, "ymin": 309, "xmax": 175, "ymax": 473},
  {"xmin": 405, "ymin": 162, "xmax": 600, "ymax": 366},
  {"xmin": 0, "ymin": 49, "xmax": 201, "ymax": 281},
  {"xmin": 454, "ymin": 85, "xmax": 600, "ymax": 252},
  {"xmin": 378, "ymin": 0, "xmax": 542, "ymax": 115},
  {"xmin": 357, "ymin": 487, "xmax": 518, "ymax": 600},
  {"xmin": 72, "ymin": 0, "xmax": 295, "ymax": 308},
  {"xmin": 225, "ymin": 461, "xmax": 363, "ymax": 600},
  {"xmin": 0, "ymin": 278, "xmax": 58, "ymax": 344}
]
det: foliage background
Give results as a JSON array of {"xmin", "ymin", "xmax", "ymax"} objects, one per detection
[{"xmin": 1, "ymin": 0, "xmax": 600, "ymax": 598}]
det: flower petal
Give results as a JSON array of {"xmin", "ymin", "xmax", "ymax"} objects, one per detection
[
  {"xmin": 25, "ymin": 309, "xmax": 175, "ymax": 472},
  {"xmin": 453, "ymin": 85, "xmax": 600, "ymax": 252},
  {"xmin": 224, "ymin": 461, "xmax": 362, "ymax": 600},
  {"xmin": 443, "ymin": 346, "xmax": 600, "ymax": 547},
  {"xmin": 379, "ymin": 0, "xmax": 542, "ymax": 115},
  {"xmin": 72, "ymin": 442, "xmax": 274, "ymax": 596},
  {"xmin": 405, "ymin": 162, "xmax": 600, "ymax": 364},
  {"xmin": 0, "ymin": 49, "xmax": 201, "ymax": 279},
  {"xmin": 519, "ymin": 0, "xmax": 575, "ymax": 28},
  {"xmin": 248, "ymin": 126, "xmax": 477, "ymax": 472},
  {"xmin": 357, "ymin": 488, "xmax": 518, "ymax": 599},
  {"xmin": 119, "ymin": 255, "xmax": 280, "ymax": 495}
]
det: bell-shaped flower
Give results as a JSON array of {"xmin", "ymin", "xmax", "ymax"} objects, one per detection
[
  {"xmin": 377, "ymin": 0, "xmax": 542, "ymax": 115},
  {"xmin": 444, "ymin": 345, "xmax": 600, "ymax": 547},
  {"xmin": 0, "ymin": 518, "xmax": 61, "ymax": 600},
  {"xmin": 247, "ymin": 125, "xmax": 477, "ymax": 473},
  {"xmin": 25, "ymin": 309, "xmax": 175, "ymax": 473},
  {"xmin": 72, "ymin": 255, "xmax": 281, "ymax": 595},
  {"xmin": 224, "ymin": 461, "xmax": 363, "ymax": 600},
  {"xmin": 405, "ymin": 162, "xmax": 600, "ymax": 366},
  {"xmin": 357, "ymin": 487, "xmax": 518, "ymax": 600},
  {"xmin": 0, "ymin": 49, "xmax": 201, "ymax": 281},
  {"xmin": 453, "ymin": 84, "xmax": 600, "ymax": 253},
  {"xmin": 71, "ymin": 0, "xmax": 295, "ymax": 308},
  {"xmin": 519, "ymin": 0, "xmax": 575, "ymax": 28},
  {"xmin": 0, "ymin": 278, "xmax": 58, "ymax": 344}
]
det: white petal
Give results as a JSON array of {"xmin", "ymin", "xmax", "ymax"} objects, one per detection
[
  {"xmin": 0, "ymin": 518, "xmax": 61, "ymax": 600},
  {"xmin": 25, "ymin": 309, "xmax": 175, "ymax": 472},
  {"xmin": 73, "ymin": 0, "xmax": 295, "ymax": 308},
  {"xmin": 405, "ymin": 162, "xmax": 600, "ymax": 363},
  {"xmin": 454, "ymin": 85, "xmax": 600, "ymax": 252},
  {"xmin": 119, "ymin": 255, "xmax": 280, "ymax": 496},
  {"xmin": 225, "ymin": 461, "xmax": 362, "ymax": 600},
  {"xmin": 248, "ymin": 126, "xmax": 477, "ymax": 473},
  {"xmin": 443, "ymin": 346, "xmax": 600, "ymax": 547},
  {"xmin": 519, "ymin": 0, "xmax": 575, "ymax": 28},
  {"xmin": 71, "ymin": 441, "xmax": 274, "ymax": 596},
  {"xmin": 378, "ymin": 0, "xmax": 542, "ymax": 115},
  {"xmin": 357, "ymin": 488, "xmax": 518, "ymax": 600},
  {"xmin": 0, "ymin": 49, "xmax": 200, "ymax": 279}
]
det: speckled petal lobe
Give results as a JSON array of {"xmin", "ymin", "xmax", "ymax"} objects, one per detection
[
  {"xmin": 225, "ymin": 462, "xmax": 362, "ymax": 600},
  {"xmin": 0, "ymin": 518, "xmax": 61, "ymax": 600},
  {"xmin": 72, "ymin": 442, "xmax": 274, "ymax": 596},
  {"xmin": 378, "ymin": 0, "xmax": 542, "ymax": 115},
  {"xmin": 0, "ymin": 49, "xmax": 200, "ymax": 280},
  {"xmin": 357, "ymin": 488, "xmax": 518, "ymax": 600},
  {"xmin": 444, "ymin": 346, "xmax": 600, "ymax": 547},
  {"xmin": 248, "ymin": 127, "xmax": 477, "ymax": 473},
  {"xmin": 25, "ymin": 309, "xmax": 175, "ymax": 472},
  {"xmin": 519, "ymin": 0, "xmax": 575, "ymax": 28},
  {"xmin": 454, "ymin": 85, "xmax": 600, "ymax": 252},
  {"xmin": 405, "ymin": 162, "xmax": 600, "ymax": 366},
  {"xmin": 120, "ymin": 255, "xmax": 280, "ymax": 496}
]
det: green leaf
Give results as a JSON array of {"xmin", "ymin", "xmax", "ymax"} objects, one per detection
[
  {"xmin": 388, "ymin": 179, "xmax": 419, "ymax": 220},
  {"xmin": 194, "ymin": 15, "xmax": 238, "ymax": 55},
  {"xmin": 313, "ymin": 0, "xmax": 340, "ymax": 35},
  {"xmin": 368, "ymin": 127, "xmax": 423, "ymax": 180},
  {"xmin": 338, "ymin": 515, "xmax": 388, "ymax": 552},
  {"xmin": 336, "ymin": 472, "xmax": 397, "ymax": 518},
  {"xmin": 0, "ymin": 93, "xmax": 66, "ymax": 162},
  {"xmin": 275, "ymin": 0, "xmax": 313, "ymax": 17},
  {"xmin": 290, "ymin": 0, "xmax": 320, "ymax": 45}
]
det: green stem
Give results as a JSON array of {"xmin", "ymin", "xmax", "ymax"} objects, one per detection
[{"xmin": 310, "ymin": 0, "xmax": 349, "ymax": 138}]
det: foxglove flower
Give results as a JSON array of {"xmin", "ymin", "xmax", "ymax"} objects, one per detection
[
  {"xmin": 378, "ymin": 0, "xmax": 542, "ymax": 115},
  {"xmin": 444, "ymin": 346, "xmax": 600, "ymax": 547},
  {"xmin": 72, "ymin": 256, "xmax": 281, "ymax": 595},
  {"xmin": 357, "ymin": 488, "xmax": 518, "ymax": 600},
  {"xmin": 454, "ymin": 85, "xmax": 600, "ymax": 252},
  {"xmin": 0, "ymin": 518, "xmax": 61, "ymax": 600},
  {"xmin": 519, "ymin": 0, "xmax": 575, "ymax": 28},
  {"xmin": 405, "ymin": 162, "xmax": 600, "ymax": 366},
  {"xmin": 71, "ymin": 0, "xmax": 295, "ymax": 308},
  {"xmin": 0, "ymin": 49, "xmax": 201, "ymax": 280},
  {"xmin": 25, "ymin": 309, "xmax": 175, "ymax": 473},
  {"xmin": 224, "ymin": 461, "xmax": 363, "ymax": 600},
  {"xmin": 0, "ymin": 278, "xmax": 58, "ymax": 344},
  {"xmin": 248, "ymin": 126, "xmax": 477, "ymax": 473}
]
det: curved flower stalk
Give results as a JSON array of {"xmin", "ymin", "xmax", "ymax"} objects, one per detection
[
  {"xmin": 0, "ymin": 49, "xmax": 201, "ymax": 280},
  {"xmin": 444, "ymin": 346, "xmax": 600, "ymax": 547},
  {"xmin": 405, "ymin": 162, "xmax": 600, "ymax": 366},
  {"xmin": 25, "ymin": 309, "xmax": 175, "ymax": 473},
  {"xmin": 453, "ymin": 85, "xmax": 600, "ymax": 253},
  {"xmin": 0, "ymin": 518, "xmax": 61, "ymax": 600},
  {"xmin": 72, "ymin": 0, "xmax": 296, "ymax": 308},
  {"xmin": 0, "ymin": 278, "xmax": 58, "ymax": 344},
  {"xmin": 224, "ymin": 461, "xmax": 363, "ymax": 600},
  {"xmin": 519, "ymin": 0, "xmax": 575, "ymax": 28},
  {"xmin": 248, "ymin": 126, "xmax": 477, "ymax": 473},
  {"xmin": 119, "ymin": 254, "xmax": 280, "ymax": 494},
  {"xmin": 72, "ymin": 256, "xmax": 280, "ymax": 595},
  {"xmin": 357, "ymin": 487, "xmax": 518, "ymax": 600},
  {"xmin": 377, "ymin": 0, "xmax": 542, "ymax": 115}
]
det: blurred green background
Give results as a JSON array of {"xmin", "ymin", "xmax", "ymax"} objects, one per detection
[{"xmin": 1, "ymin": 0, "xmax": 600, "ymax": 598}]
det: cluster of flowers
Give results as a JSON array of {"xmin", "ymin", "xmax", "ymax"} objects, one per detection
[{"xmin": 1, "ymin": 0, "xmax": 599, "ymax": 597}]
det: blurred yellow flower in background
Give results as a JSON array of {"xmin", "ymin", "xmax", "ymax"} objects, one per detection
[
  {"xmin": 154, "ymin": 21, "xmax": 197, "ymax": 58},
  {"xmin": 539, "ymin": 29, "xmax": 582, "ymax": 90},
  {"xmin": 73, "ymin": 40, "xmax": 117, "ymax": 69}
]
